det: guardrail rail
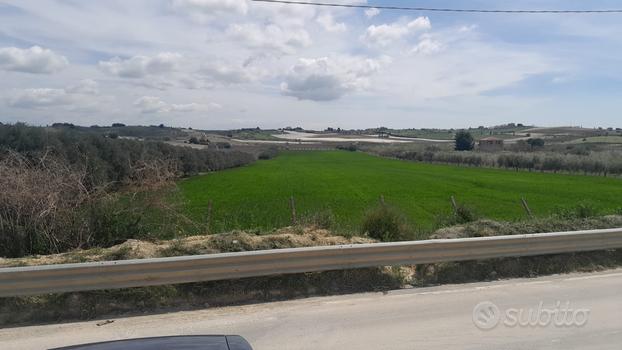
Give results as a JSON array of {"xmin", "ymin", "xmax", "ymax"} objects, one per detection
[{"xmin": 1, "ymin": 228, "xmax": 622, "ymax": 297}]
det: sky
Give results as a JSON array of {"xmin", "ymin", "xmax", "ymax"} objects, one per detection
[{"xmin": 0, "ymin": 0, "xmax": 621, "ymax": 130}]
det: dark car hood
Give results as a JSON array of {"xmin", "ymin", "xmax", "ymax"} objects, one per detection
[{"xmin": 50, "ymin": 335, "xmax": 253, "ymax": 350}]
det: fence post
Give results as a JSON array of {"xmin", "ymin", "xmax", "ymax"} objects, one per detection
[
  {"xmin": 380, "ymin": 194, "xmax": 385, "ymax": 205},
  {"xmin": 290, "ymin": 196, "xmax": 297, "ymax": 225},
  {"xmin": 521, "ymin": 197, "xmax": 534, "ymax": 219},
  {"xmin": 450, "ymin": 196, "xmax": 458, "ymax": 215},
  {"xmin": 205, "ymin": 199, "xmax": 213, "ymax": 229}
]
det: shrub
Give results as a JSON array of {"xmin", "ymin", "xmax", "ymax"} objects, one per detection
[
  {"xmin": 526, "ymin": 138, "xmax": 545, "ymax": 149},
  {"xmin": 258, "ymin": 147, "xmax": 279, "ymax": 160},
  {"xmin": 337, "ymin": 144, "xmax": 357, "ymax": 152},
  {"xmin": 434, "ymin": 203, "xmax": 478, "ymax": 228},
  {"xmin": 0, "ymin": 151, "xmax": 192, "ymax": 257},
  {"xmin": 0, "ymin": 152, "xmax": 92, "ymax": 257},
  {"xmin": 301, "ymin": 209, "xmax": 335, "ymax": 229},
  {"xmin": 361, "ymin": 204, "xmax": 412, "ymax": 241},
  {"xmin": 454, "ymin": 203, "xmax": 478, "ymax": 224},
  {"xmin": 553, "ymin": 202, "xmax": 598, "ymax": 219}
]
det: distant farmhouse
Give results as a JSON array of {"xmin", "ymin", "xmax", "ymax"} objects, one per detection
[{"xmin": 478, "ymin": 137, "xmax": 504, "ymax": 152}]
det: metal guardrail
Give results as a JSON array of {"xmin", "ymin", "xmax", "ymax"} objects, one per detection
[{"xmin": 1, "ymin": 228, "xmax": 622, "ymax": 297}]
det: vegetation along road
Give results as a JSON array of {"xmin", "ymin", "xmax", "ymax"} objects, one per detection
[{"xmin": 179, "ymin": 151, "xmax": 622, "ymax": 233}]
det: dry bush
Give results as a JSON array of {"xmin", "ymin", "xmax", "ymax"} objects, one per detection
[
  {"xmin": 0, "ymin": 151, "xmax": 94, "ymax": 257},
  {"xmin": 0, "ymin": 151, "xmax": 187, "ymax": 258},
  {"xmin": 124, "ymin": 158, "xmax": 179, "ymax": 190}
]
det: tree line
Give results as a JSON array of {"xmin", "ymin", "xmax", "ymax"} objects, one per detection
[
  {"xmin": 372, "ymin": 145, "xmax": 622, "ymax": 177},
  {"xmin": 0, "ymin": 123, "xmax": 255, "ymax": 188}
]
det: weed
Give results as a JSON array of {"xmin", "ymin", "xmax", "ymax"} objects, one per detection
[{"xmin": 361, "ymin": 204, "xmax": 412, "ymax": 242}]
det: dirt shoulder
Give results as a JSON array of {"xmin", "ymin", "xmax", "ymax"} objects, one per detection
[{"xmin": 0, "ymin": 227, "xmax": 374, "ymax": 268}]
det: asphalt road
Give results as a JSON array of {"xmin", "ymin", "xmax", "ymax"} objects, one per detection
[{"xmin": 3, "ymin": 269, "xmax": 622, "ymax": 350}]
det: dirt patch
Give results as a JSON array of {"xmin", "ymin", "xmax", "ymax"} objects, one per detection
[
  {"xmin": 431, "ymin": 215, "xmax": 622, "ymax": 240},
  {"xmin": 0, "ymin": 226, "xmax": 374, "ymax": 268}
]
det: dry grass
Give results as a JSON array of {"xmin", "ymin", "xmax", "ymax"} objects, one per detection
[{"xmin": 0, "ymin": 226, "xmax": 374, "ymax": 267}]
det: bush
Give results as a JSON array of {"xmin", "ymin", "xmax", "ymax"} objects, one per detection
[
  {"xmin": 361, "ymin": 204, "xmax": 412, "ymax": 241},
  {"xmin": 337, "ymin": 144, "xmax": 357, "ymax": 152},
  {"xmin": 454, "ymin": 204, "xmax": 478, "ymax": 224},
  {"xmin": 0, "ymin": 151, "xmax": 195, "ymax": 257},
  {"xmin": 215, "ymin": 142, "xmax": 231, "ymax": 149},
  {"xmin": 553, "ymin": 202, "xmax": 598, "ymax": 219},
  {"xmin": 301, "ymin": 209, "xmax": 335, "ymax": 229},
  {"xmin": 258, "ymin": 147, "xmax": 279, "ymax": 160},
  {"xmin": 434, "ymin": 203, "xmax": 478, "ymax": 228},
  {"xmin": 526, "ymin": 138, "xmax": 545, "ymax": 149}
]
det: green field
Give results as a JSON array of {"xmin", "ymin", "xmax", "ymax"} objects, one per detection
[
  {"xmin": 569, "ymin": 136, "xmax": 622, "ymax": 144},
  {"xmin": 179, "ymin": 151, "xmax": 622, "ymax": 233}
]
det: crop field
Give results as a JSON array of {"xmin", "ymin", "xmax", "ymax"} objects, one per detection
[
  {"xmin": 569, "ymin": 136, "xmax": 622, "ymax": 144},
  {"xmin": 179, "ymin": 151, "xmax": 622, "ymax": 233}
]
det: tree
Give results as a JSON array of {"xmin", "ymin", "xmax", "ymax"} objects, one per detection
[{"xmin": 454, "ymin": 130, "xmax": 474, "ymax": 151}]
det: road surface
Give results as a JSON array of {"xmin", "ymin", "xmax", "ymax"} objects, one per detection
[{"xmin": 3, "ymin": 269, "xmax": 622, "ymax": 349}]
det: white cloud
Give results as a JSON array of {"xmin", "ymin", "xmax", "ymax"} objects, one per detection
[
  {"xmin": 227, "ymin": 23, "xmax": 311, "ymax": 54},
  {"xmin": 99, "ymin": 52, "xmax": 182, "ymax": 78},
  {"xmin": 133, "ymin": 96, "xmax": 220, "ymax": 113},
  {"xmin": 251, "ymin": 1, "xmax": 317, "ymax": 27},
  {"xmin": 66, "ymin": 79, "xmax": 99, "ymax": 95},
  {"xmin": 199, "ymin": 62, "xmax": 255, "ymax": 84},
  {"xmin": 171, "ymin": 0, "xmax": 248, "ymax": 15},
  {"xmin": 411, "ymin": 36, "xmax": 442, "ymax": 55},
  {"xmin": 378, "ymin": 32, "xmax": 554, "ymax": 101},
  {"xmin": 7, "ymin": 88, "xmax": 71, "ymax": 108},
  {"xmin": 0, "ymin": 46, "xmax": 68, "ymax": 74},
  {"xmin": 317, "ymin": 14, "xmax": 347, "ymax": 32},
  {"xmin": 458, "ymin": 25, "xmax": 478, "ymax": 33},
  {"xmin": 280, "ymin": 56, "xmax": 387, "ymax": 101},
  {"xmin": 6, "ymin": 82, "xmax": 108, "ymax": 110},
  {"xmin": 362, "ymin": 17, "xmax": 431, "ymax": 46},
  {"xmin": 364, "ymin": 7, "xmax": 380, "ymax": 18}
]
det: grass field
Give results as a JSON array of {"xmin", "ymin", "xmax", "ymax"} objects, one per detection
[
  {"xmin": 569, "ymin": 136, "xmax": 622, "ymax": 144},
  {"xmin": 179, "ymin": 151, "xmax": 622, "ymax": 233}
]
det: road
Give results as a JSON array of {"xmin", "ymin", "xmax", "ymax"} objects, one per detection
[{"xmin": 3, "ymin": 269, "xmax": 622, "ymax": 350}]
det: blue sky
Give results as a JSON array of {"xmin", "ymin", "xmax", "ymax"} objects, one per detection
[{"xmin": 0, "ymin": 0, "xmax": 621, "ymax": 129}]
